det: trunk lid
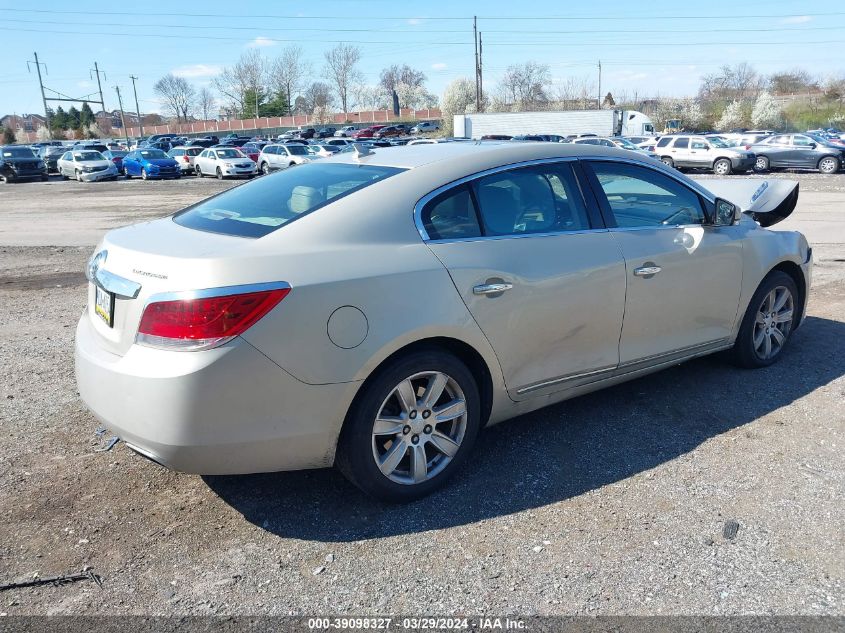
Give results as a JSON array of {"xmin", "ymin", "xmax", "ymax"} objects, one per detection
[{"xmin": 86, "ymin": 217, "xmax": 277, "ymax": 356}]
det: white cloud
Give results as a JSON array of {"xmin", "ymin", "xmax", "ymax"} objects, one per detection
[
  {"xmin": 407, "ymin": 18, "xmax": 423, "ymax": 25},
  {"xmin": 172, "ymin": 64, "xmax": 223, "ymax": 79},
  {"xmin": 76, "ymin": 80, "xmax": 93, "ymax": 89},
  {"xmin": 781, "ymin": 15, "xmax": 812, "ymax": 24},
  {"xmin": 247, "ymin": 36, "xmax": 277, "ymax": 48},
  {"xmin": 431, "ymin": 62, "xmax": 448, "ymax": 71}
]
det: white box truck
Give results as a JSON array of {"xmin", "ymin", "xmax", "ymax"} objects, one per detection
[{"xmin": 454, "ymin": 110, "xmax": 655, "ymax": 139}]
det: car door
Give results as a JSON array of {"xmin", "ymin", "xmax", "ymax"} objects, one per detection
[
  {"xmin": 790, "ymin": 134, "xmax": 818, "ymax": 168},
  {"xmin": 421, "ymin": 161, "xmax": 627, "ymax": 399},
  {"xmin": 761, "ymin": 135, "xmax": 792, "ymax": 168},
  {"xmin": 124, "ymin": 151, "xmax": 138, "ymax": 176},
  {"xmin": 196, "ymin": 150, "xmax": 210, "ymax": 174},
  {"xmin": 582, "ymin": 160, "xmax": 742, "ymax": 366},
  {"xmin": 669, "ymin": 137, "xmax": 692, "ymax": 167},
  {"xmin": 58, "ymin": 152, "xmax": 71, "ymax": 176},
  {"xmin": 688, "ymin": 138, "xmax": 712, "ymax": 168}
]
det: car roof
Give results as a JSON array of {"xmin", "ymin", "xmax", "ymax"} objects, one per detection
[{"xmin": 325, "ymin": 140, "xmax": 653, "ymax": 171}]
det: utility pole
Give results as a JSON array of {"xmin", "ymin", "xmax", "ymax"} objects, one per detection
[
  {"xmin": 91, "ymin": 62, "xmax": 107, "ymax": 114},
  {"xmin": 113, "ymin": 85, "xmax": 131, "ymax": 148},
  {"xmin": 597, "ymin": 60, "xmax": 602, "ymax": 109},
  {"xmin": 28, "ymin": 52, "xmax": 51, "ymax": 136},
  {"xmin": 473, "ymin": 16, "xmax": 480, "ymax": 113},
  {"xmin": 129, "ymin": 75, "xmax": 143, "ymax": 138},
  {"xmin": 478, "ymin": 32, "xmax": 483, "ymax": 112}
]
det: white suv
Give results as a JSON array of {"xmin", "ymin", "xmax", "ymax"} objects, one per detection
[
  {"xmin": 654, "ymin": 135, "xmax": 756, "ymax": 175},
  {"xmin": 257, "ymin": 143, "xmax": 319, "ymax": 174}
]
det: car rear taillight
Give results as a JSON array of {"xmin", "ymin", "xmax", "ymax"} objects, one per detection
[
  {"xmin": 183, "ymin": 156, "xmax": 190, "ymax": 162},
  {"xmin": 136, "ymin": 285, "xmax": 290, "ymax": 351},
  {"xmin": 112, "ymin": 157, "xmax": 121, "ymax": 163}
]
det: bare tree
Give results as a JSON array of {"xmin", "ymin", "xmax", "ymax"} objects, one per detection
[
  {"xmin": 379, "ymin": 64, "xmax": 426, "ymax": 106},
  {"xmin": 198, "ymin": 87, "xmax": 216, "ymax": 121},
  {"xmin": 270, "ymin": 45, "xmax": 311, "ymax": 112},
  {"xmin": 497, "ymin": 62, "xmax": 551, "ymax": 110},
  {"xmin": 699, "ymin": 63, "xmax": 764, "ymax": 102},
  {"xmin": 769, "ymin": 69, "xmax": 818, "ymax": 95},
  {"xmin": 302, "ymin": 82, "xmax": 334, "ymax": 113},
  {"xmin": 213, "ymin": 50, "xmax": 267, "ymax": 118},
  {"xmin": 323, "ymin": 43, "xmax": 362, "ymax": 114},
  {"xmin": 153, "ymin": 74, "xmax": 196, "ymax": 122}
]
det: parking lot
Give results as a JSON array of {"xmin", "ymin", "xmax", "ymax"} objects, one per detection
[{"xmin": 0, "ymin": 171, "xmax": 843, "ymax": 615}]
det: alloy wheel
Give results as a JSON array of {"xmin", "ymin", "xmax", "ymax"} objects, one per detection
[
  {"xmin": 819, "ymin": 157, "xmax": 838, "ymax": 174},
  {"xmin": 753, "ymin": 285, "xmax": 794, "ymax": 360},
  {"xmin": 371, "ymin": 371, "xmax": 468, "ymax": 485}
]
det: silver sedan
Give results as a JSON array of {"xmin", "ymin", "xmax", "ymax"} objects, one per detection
[{"xmin": 75, "ymin": 143, "xmax": 812, "ymax": 501}]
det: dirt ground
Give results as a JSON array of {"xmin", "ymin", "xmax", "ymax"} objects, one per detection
[{"xmin": 0, "ymin": 172, "xmax": 843, "ymax": 616}]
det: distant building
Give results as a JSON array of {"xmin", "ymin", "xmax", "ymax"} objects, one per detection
[{"xmin": 0, "ymin": 113, "xmax": 47, "ymax": 133}]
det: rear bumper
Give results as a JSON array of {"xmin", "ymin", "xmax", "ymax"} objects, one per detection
[
  {"xmin": 75, "ymin": 313, "xmax": 359, "ymax": 474},
  {"xmin": 799, "ymin": 248, "xmax": 813, "ymax": 328}
]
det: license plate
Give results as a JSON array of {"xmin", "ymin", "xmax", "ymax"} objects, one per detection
[{"xmin": 94, "ymin": 285, "xmax": 114, "ymax": 328}]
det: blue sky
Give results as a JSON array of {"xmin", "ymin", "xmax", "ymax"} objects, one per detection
[{"xmin": 0, "ymin": 0, "xmax": 842, "ymax": 118}]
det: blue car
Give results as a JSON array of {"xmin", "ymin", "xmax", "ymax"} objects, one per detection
[{"xmin": 123, "ymin": 148, "xmax": 181, "ymax": 180}]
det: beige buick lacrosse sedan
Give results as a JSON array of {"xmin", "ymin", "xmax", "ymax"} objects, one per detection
[{"xmin": 76, "ymin": 142, "xmax": 811, "ymax": 501}]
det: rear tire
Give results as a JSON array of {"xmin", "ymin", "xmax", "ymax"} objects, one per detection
[
  {"xmin": 336, "ymin": 350, "xmax": 481, "ymax": 502},
  {"xmin": 660, "ymin": 156, "xmax": 674, "ymax": 168},
  {"xmin": 729, "ymin": 271, "xmax": 799, "ymax": 369},
  {"xmin": 713, "ymin": 158, "xmax": 732, "ymax": 175}
]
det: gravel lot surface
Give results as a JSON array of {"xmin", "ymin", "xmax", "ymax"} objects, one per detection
[{"xmin": 0, "ymin": 172, "xmax": 843, "ymax": 616}]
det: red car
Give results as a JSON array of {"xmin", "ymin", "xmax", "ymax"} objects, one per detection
[
  {"xmin": 351, "ymin": 125, "xmax": 386, "ymax": 139},
  {"xmin": 236, "ymin": 146, "xmax": 260, "ymax": 163}
]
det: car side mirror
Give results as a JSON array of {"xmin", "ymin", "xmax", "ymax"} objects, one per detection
[
  {"xmin": 712, "ymin": 198, "xmax": 739, "ymax": 226},
  {"xmin": 808, "ymin": 142, "xmax": 817, "ymax": 149}
]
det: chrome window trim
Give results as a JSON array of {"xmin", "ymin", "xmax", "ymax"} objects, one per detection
[
  {"xmin": 413, "ymin": 154, "xmax": 715, "ymax": 242},
  {"xmin": 92, "ymin": 268, "xmax": 142, "ymax": 300}
]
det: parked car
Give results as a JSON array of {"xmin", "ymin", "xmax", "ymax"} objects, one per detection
[
  {"xmin": 290, "ymin": 128, "xmax": 317, "ymax": 139},
  {"xmin": 194, "ymin": 147, "xmax": 257, "ymax": 179},
  {"xmin": 352, "ymin": 125, "xmax": 386, "ymax": 139},
  {"xmin": 324, "ymin": 138, "xmax": 354, "ymax": 146},
  {"xmin": 122, "ymin": 148, "xmax": 181, "ymax": 180},
  {"xmin": 187, "ymin": 138, "xmax": 218, "ymax": 148},
  {"xmin": 334, "ymin": 126, "xmax": 357, "ymax": 137},
  {"xmin": 0, "ymin": 145, "xmax": 48, "ymax": 182},
  {"xmin": 306, "ymin": 144, "xmax": 342, "ymax": 157},
  {"xmin": 239, "ymin": 143, "xmax": 265, "ymax": 162},
  {"xmin": 654, "ymin": 134, "xmax": 755, "ymax": 174},
  {"xmin": 101, "ymin": 150, "xmax": 128, "ymax": 175},
  {"xmin": 572, "ymin": 136, "xmax": 659, "ymax": 159},
  {"xmin": 480, "ymin": 134, "xmax": 513, "ymax": 141},
  {"xmin": 38, "ymin": 145, "xmax": 70, "ymax": 174},
  {"xmin": 256, "ymin": 143, "xmax": 317, "ymax": 174},
  {"xmin": 316, "ymin": 127, "xmax": 337, "ymax": 138},
  {"xmin": 73, "ymin": 143, "xmax": 109, "ymax": 154},
  {"xmin": 749, "ymin": 134, "xmax": 844, "ymax": 173},
  {"xmin": 56, "ymin": 149, "xmax": 118, "ymax": 182},
  {"xmin": 410, "ymin": 121, "xmax": 441, "ymax": 134},
  {"xmin": 167, "ymin": 146, "xmax": 204, "ymax": 174},
  {"xmin": 373, "ymin": 126, "xmax": 405, "ymax": 139},
  {"xmin": 75, "ymin": 142, "xmax": 812, "ymax": 502}
]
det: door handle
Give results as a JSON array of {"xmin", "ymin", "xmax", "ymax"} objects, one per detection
[
  {"xmin": 633, "ymin": 266, "xmax": 662, "ymax": 277},
  {"xmin": 473, "ymin": 282, "xmax": 513, "ymax": 295}
]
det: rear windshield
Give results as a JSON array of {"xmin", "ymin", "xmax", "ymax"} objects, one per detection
[
  {"xmin": 74, "ymin": 151, "xmax": 104, "ymax": 161},
  {"xmin": 173, "ymin": 162, "xmax": 404, "ymax": 238},
  {"xmin": 139, "ymin": 149, "xmax": 168, "ymax": 159}
]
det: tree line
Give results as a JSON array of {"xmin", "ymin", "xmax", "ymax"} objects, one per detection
[{"xmin": 153, "ymin": 44, "xmax": 438, "ymax": 123}]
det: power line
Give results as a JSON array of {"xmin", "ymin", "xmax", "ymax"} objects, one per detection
[
  {"xmin": 3, "ymin": 16, "xmax": 842, "ymax": 35},
  {"xmin": 0, "ymin": 26, "xmax": 840, "ymax": 48},
  {"xmin": 1, "ymin": 7, "xmax": 844, "ymax": 20}
]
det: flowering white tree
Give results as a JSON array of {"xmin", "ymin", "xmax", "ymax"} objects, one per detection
[
  {"xmin": 680, "ymin": 99, "xmax": 705, "ymax": 128},
  {"xmin": 352, "ymin": 83, "xmax": 389, "ymax": 111},
  {"xmin": 751, "ymin": 92, "xmax": 782, "ymax": 128},
  {"xmin": 36, "ymin": 126, "xmax": 52, "ymax": 141},
  {"xmin": 395, "ymin": 83, "xmax": 438, "ymax": 110},
  {"xmin": 716, "ymin": 100, "xmax": 744, "ymax": 131},
  {"xmin": 441, "ymin": 77, "xmax": 478, "ymax": 134}
]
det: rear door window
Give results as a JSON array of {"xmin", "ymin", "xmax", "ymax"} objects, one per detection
[
  {"xmin": 673, "ymin": 137, "xmax": 689, "ymax": 149},
  {"xmin": 421, "ymin": 186, "xmax": 482, "ymax": 241},
  {"xmin": 470, "ymin": 164, "xmax": 591, "ymax": 236},
  {"xmin": 174, "ymin": 163, "xmax": 404, "ymax": 238}
]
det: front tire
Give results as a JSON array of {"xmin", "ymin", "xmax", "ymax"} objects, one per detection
[
  {"xmin": 713, "ymin": 158, "xmax": 732, "ymax": 175},
  {"xmin": 730, "ymin": 271, "xmax": 799, "ymax": 368},
  {"xmin": 818, "ymin": 156, "xmax": 839, "ymax": 174},
  {"xmin": 195, "ymin": 165, "xmax": 203, "ymax": 177},
  {"xmin": 141, "ymin": 168, "xmax": 149, "ymax": 180},
  {"xmin": 754, "ymin": 156, "xmax": 770, "ymax": 172},
  {"xmin": 216, "ymin": 167, "xmax": 224, "ymax": 180},
  {"xmin": 336, "ymin": 350, "xmax": 481, "ymax": 502},
  {"xmin": 76, "ymin": 170, "xmax": 83, "ymax": 182},
  {"xmin": 260, "ymin": 162, "xmax": 270, "ymax": 175}
]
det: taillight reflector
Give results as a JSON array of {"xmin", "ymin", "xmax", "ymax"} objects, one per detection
[{"xmin": 137, "ymin": 287, "xmax": 289, "ymax": 351}]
